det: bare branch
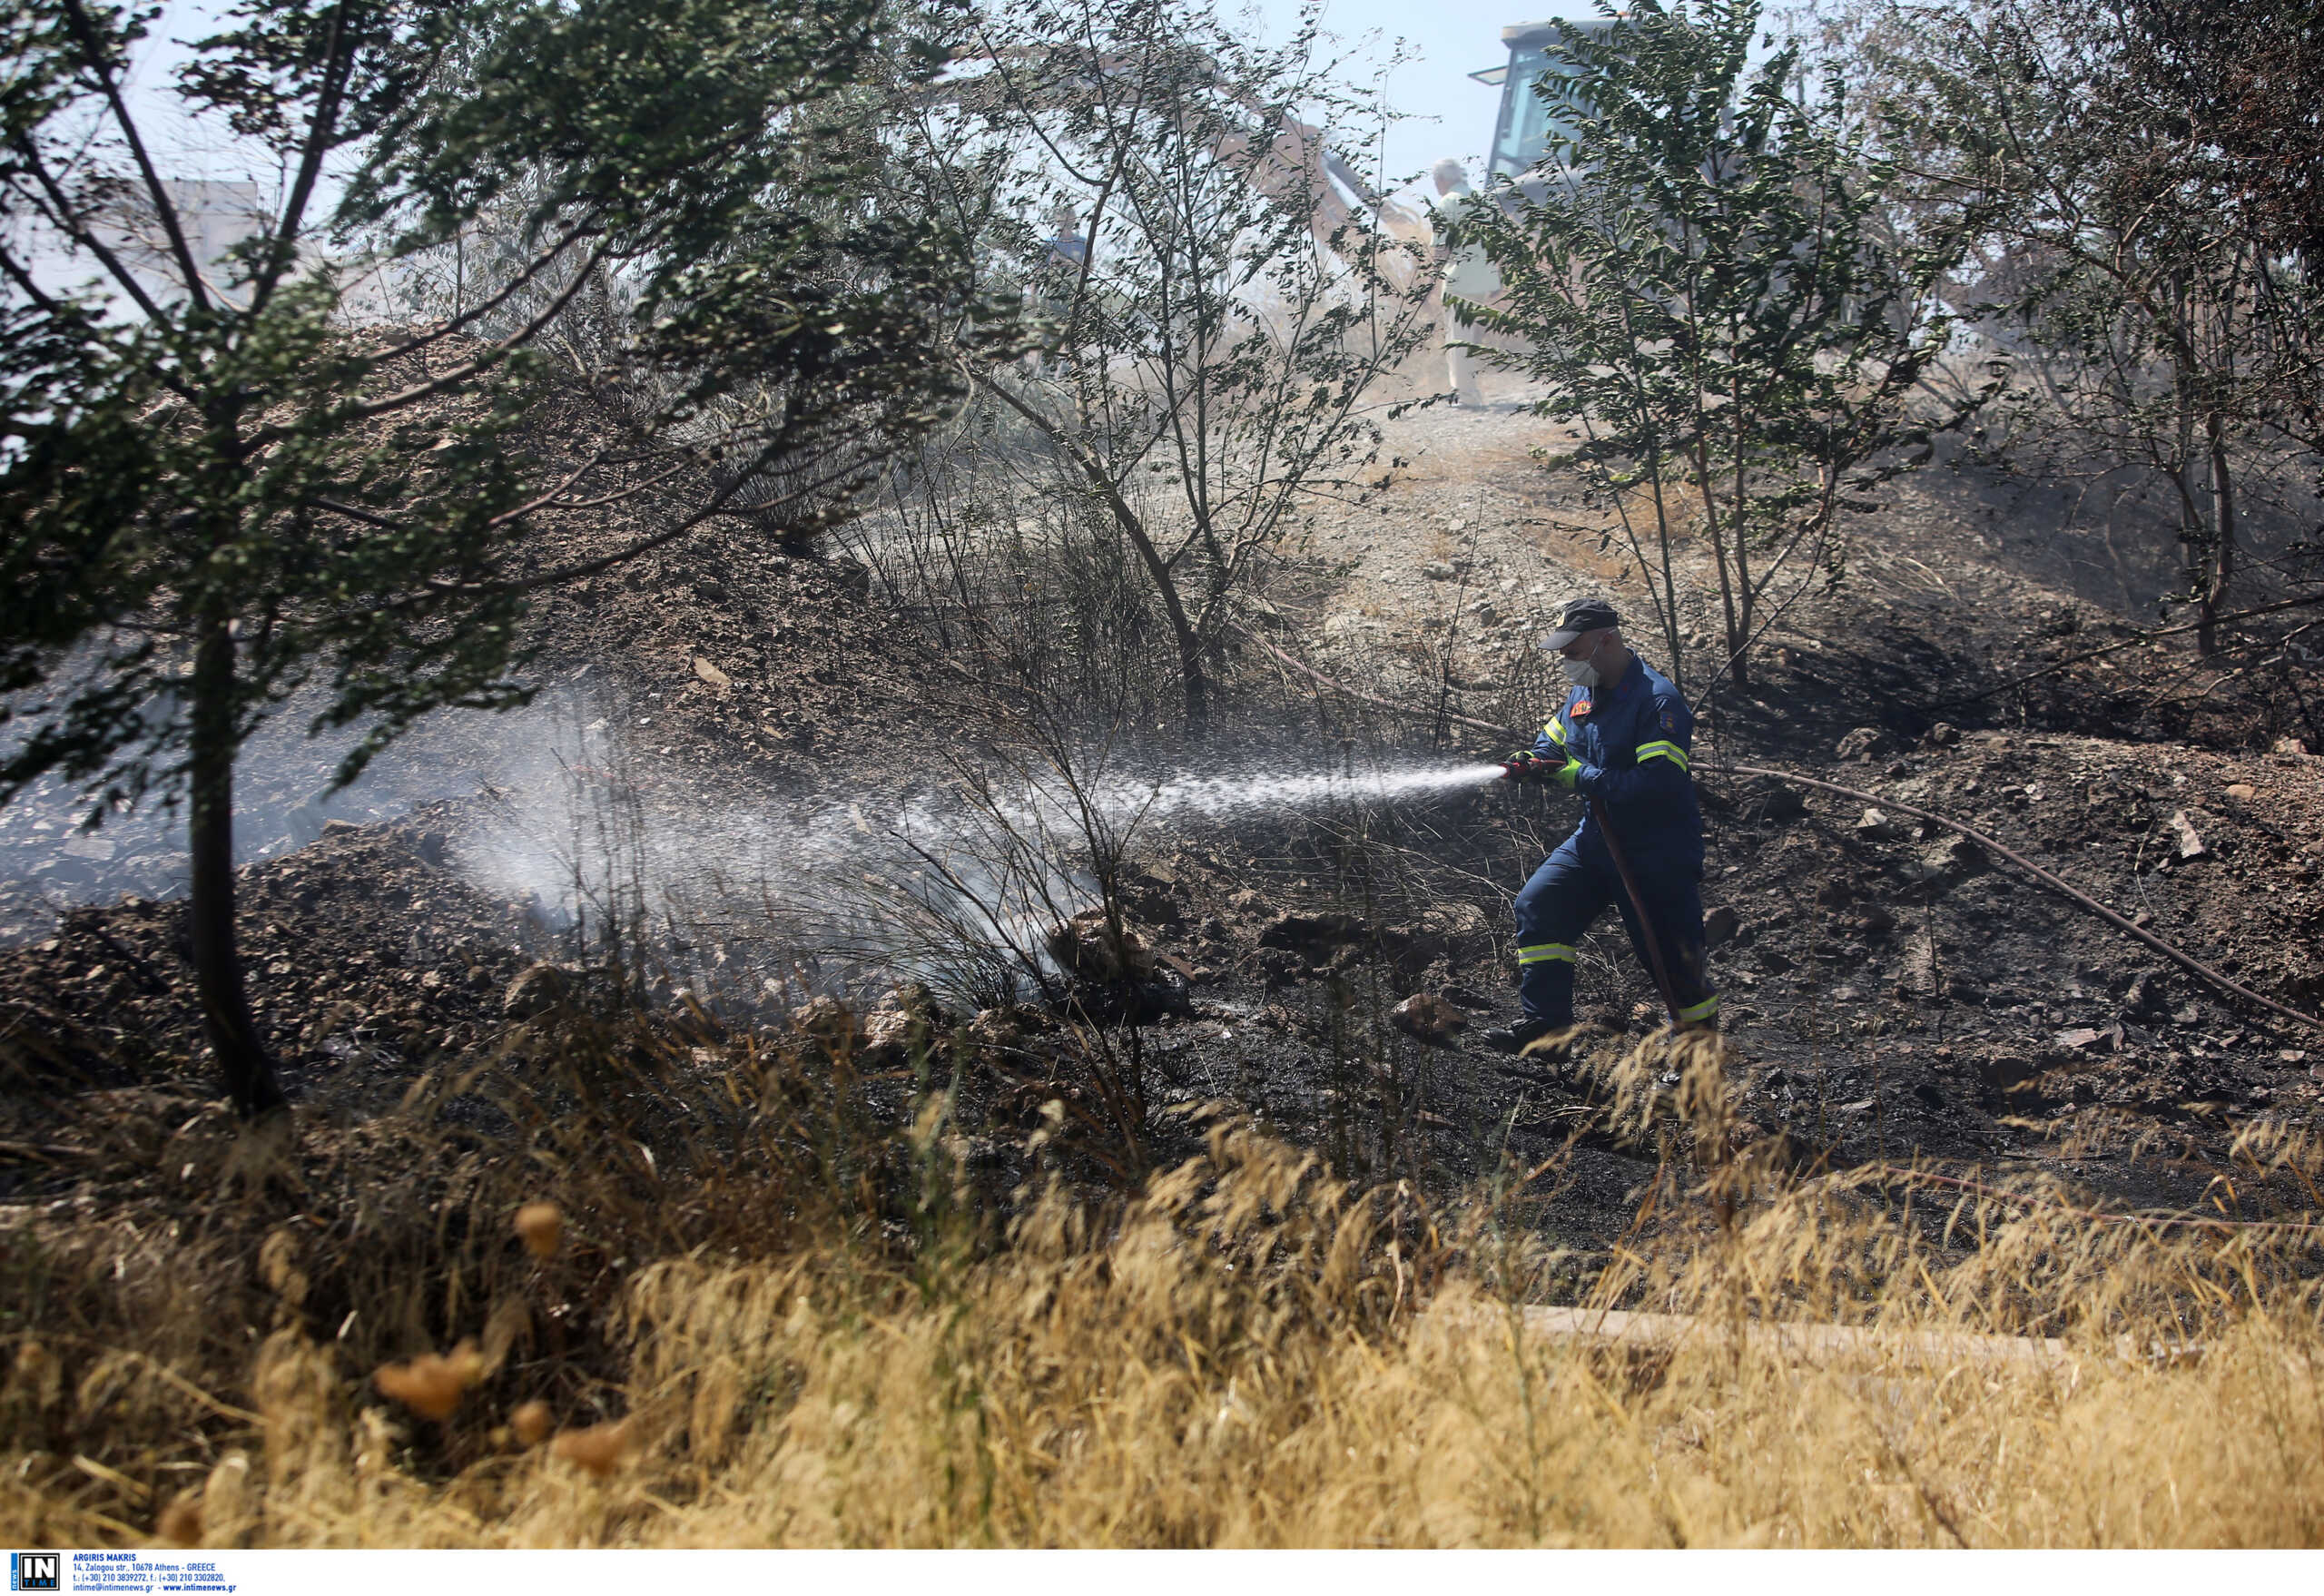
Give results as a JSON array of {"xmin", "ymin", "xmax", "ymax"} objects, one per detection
[
  {"xmin": 57, "ymin": 0, "xmax": 212, "ymax": 312},
  {"xmin": 247, "ymin": 2, "xmax": 356, "ymax": 319},
  {"xmin": 11, "ymin": 134, "xmax": 182, "ymax": 328}
]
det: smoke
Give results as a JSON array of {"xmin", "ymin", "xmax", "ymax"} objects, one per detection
[
  {"xmin": 453, "ymin": 733, "xmax": 1506, "ymax": 1004},
  {"xmin": 3, "ymin": 655, "xmax": 1503, "ymax": 999}
]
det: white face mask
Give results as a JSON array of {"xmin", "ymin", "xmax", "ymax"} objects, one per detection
[{"xmin": 1561, "ymin": 655, "xmax": 1600, "ymax": 688}]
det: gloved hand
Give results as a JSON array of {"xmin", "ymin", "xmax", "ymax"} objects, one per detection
[
  {"xmin": 1499, "ymin": 751, "xmax": 1543, "ymax": 782},
  {"xmin": 1548, "ymin": 756, "xmax": 1583, "ymax": 792}
]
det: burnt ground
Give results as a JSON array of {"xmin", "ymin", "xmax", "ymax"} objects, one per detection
[{"xmin": 3, "ymin": 377, "xmax": 2322, "ymax": 1260}]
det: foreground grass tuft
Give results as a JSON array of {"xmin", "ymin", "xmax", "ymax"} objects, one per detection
[{"xmin": 5, "ymin": 1023, "xmax": 2321, "ymax": 1547}]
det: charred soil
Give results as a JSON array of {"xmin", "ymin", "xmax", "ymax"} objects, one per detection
[{"xmin": 4, "ymin": 376, "xmax": 2322, "ymax": 1337}]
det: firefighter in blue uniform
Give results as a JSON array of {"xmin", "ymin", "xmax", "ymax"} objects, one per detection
[{"xmin": 1483, "ymin": 597, "xmax": 1719, "ymax": 1054}]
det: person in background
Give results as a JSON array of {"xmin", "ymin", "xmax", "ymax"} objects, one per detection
[{"xmin": 1427, "ymin": 159, "xmax": 1492, "ymax": 407}]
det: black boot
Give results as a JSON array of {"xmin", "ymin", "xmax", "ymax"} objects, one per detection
[{"xmin": 1480, "ymin": 1018, "xmax": 1557, "ymax": 1055}]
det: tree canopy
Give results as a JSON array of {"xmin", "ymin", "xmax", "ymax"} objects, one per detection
[
  {"xmin": 1450, "ymin": 0, "xmax": 1985, "ymax": 692},
  {"xmin": 0, "ymin": 0, "xmax": 989, "ymax": 1114}
]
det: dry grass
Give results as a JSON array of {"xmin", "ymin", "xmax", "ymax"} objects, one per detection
[{"xmin": 4, "ymin": 1022, "xmax": 2321, "ymax": 1548}]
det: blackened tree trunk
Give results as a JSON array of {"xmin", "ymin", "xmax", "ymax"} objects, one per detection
[
  {"xmin": 2197, "ymin": 413, "xmax": 2240, "ymax": 657},
  {"xmin": 188, "ymin": 617, "xmax": 286, "ymax": 1120}
]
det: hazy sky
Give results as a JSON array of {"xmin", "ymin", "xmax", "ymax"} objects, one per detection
[
  {"xmin": 113, "ymin": 0, "xmax": 1541, "ymax": 192},
  {"xmin": 96, "ymin": 0, "xmax": 1598, "ymax": 204}
]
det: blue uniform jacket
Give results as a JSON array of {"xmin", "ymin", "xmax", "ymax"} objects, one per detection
[{"xmin": 1534, "ymin": 655, "xmax": 1703, "ymax": 873}]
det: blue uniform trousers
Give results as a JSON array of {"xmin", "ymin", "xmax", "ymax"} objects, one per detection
[{"xmin": 1513, "ymin": 835, "xmax": 1717, "ymax": 1029}]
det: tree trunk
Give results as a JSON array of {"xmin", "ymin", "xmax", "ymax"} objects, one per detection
[
  {"xmin": 1081, "ymin": 465, "xmax": 1206, "ymax": 737},
  {"xmin": 1728, "ymin": 404, "xmax": 1755, "ymax": 689},
  {"xmin": 2198, "ymin": 412, "xmax": 2240, "ymax": 657},
  {"xmin": 971, "ymin": 373, "xmax": 1209, "ymax": 736},
  {"xmin": 1644, "ymin": 451, "xmax": 1685, "ymax": 694},
  {"xmin": 188, "ymin": 618, "xmax": 287, "ymax": 1120},
  {"xmin": 1691, "ymin": 440, "xmax": 1749, "ymax": 691}
]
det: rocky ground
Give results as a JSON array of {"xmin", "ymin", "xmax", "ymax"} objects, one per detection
[{"xmin": 3, "ymin": 370, "xmax": 2321, "ymax": 1250}]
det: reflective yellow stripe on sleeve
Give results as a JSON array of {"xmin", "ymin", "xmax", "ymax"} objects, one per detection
[
  {"xmin": 1517, "ymin": 942, "xmax": 1576, "ymax": 966},
  {"xmin": 1635, "ymin": 739, "xmax": 1689, "ymax": 772},
  {"xmin": 1543, "ymin": 717, "xmax": 1569, "ymax": 748}
]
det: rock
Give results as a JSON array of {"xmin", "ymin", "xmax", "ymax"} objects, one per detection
[
  {"xmin": 1046, "ymin": 909, "xmax": 1159, "ymax": 982},
  {"xmin": 2121, "ymin": 973, "xmax": 2166, "ymax": 1020},
  {"xmin": 1909, "ymin": 833, "xmax": 1985, "ymax": 885},
  {"xmin": 1703, "ymin": 904, "xmax": 1741, "ymax": 948},
  {"xmin": 1925, "ymin": 722, "xmax": 1961, "ymax": 747},
  {"xmin": 2273, "ymin": 735, "xmax": 2309, "ymax": 761},
  {"xmin": 2223, "ymin": 783, "xmax": 2256, "ymax": 802},
  {"xmin": 2053, "ymin": 1026, "xmax": 2111, "ymax": 1052},
  {"xmin": 693, "ymin": 656, "xmax": 733, "ymax": 689},
  {"xmin": 2167, "ymin": 810, "xmax": 2207, "ymax": 859},
  {"xmin": 502, "ymin": 962, "xmax": 572, "ymax": 1020},
  {"xmin": 1754, "ymin": 783, "xmax": 1807, "ymax": 823},
  {"xmin": 860, "ymin": 1003, "xmax": 930, "ymax": 1067},
  {"xmin": 964, "ymin": 1007, "xmax": 1035, "ymax": 1053},
  {"xmin": 1422, "ymin": 902, "xmax": 1491, "ymax": 939},
  {"xmin": 884, "ymin": 980, "xmax": 948, "ymax": 1023},
  {"xmin": 1258, "ymin": 911, "xmax": 1367, "ymax": 952},
  {"xmin": 1835, "ymin": 725, "xmax": 1886, "ymax": 762},
  {"xmin": 1122, "ymin": 862, "xmax": 1185, "ymax": 926},
  {"xmin": 1421, "ymin": 562, "xmax": 1454, "ymax": 580},
  {"xmin": 790, "ymin": 994, "xmax": 866, "ymax": 1049},
  {"xmin": 1066, "ymin": 960, "xmax": 1192, "ymax": 1025},
  {"xmin": 60, "ymin": 833, "xmax": 116, "ymax": 862},
  {"xmin": 1127, "ymin": 859, "xmax": 1179, "ymax": 890},
  {"xmin": 1975, "ymin": 1052, "xmax": 2038, "ymax": 1101},
  {"xmin": 1388, "ymin": 993, "xmax": 1468, "ymax": 1044},
  {"xmin": 1854, "ymin": 807, "xmax": 1905, "ymax": 842}
]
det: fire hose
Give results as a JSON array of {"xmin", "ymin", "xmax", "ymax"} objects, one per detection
[
  {"xmin": 1718, "ymin": 762, "xmax": 2324, "ymax": 1038},
  {"xmin": 1590, "ymin": 795, "xmax": 1683, "ymax": 1028}
]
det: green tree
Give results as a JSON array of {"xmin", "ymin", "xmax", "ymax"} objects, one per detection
[
  {"xmin": 886, "ymin": 0, "xmax": 1433, "ymax": 737},
  {"xmin": 1865, "ymin": 0, "xmax": 2322, "ymax": 652},
  {"xmin": 1450, "ymin": 0, "xmax": 1982, "ymax": 693},
  {"xmin": 0, "ymin": 0, "xmax": 983, "ymax": 1117}
]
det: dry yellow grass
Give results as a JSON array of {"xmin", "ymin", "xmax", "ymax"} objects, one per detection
[{"xmin": 5, "ymin": 1027, "xmax": 2320, "ymax": 1547}]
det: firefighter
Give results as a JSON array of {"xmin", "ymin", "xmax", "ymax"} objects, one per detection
[{"xmin": 1483, "ymin": 596, "xmax": 1719, "ymax": 1054}]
